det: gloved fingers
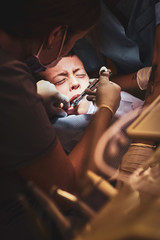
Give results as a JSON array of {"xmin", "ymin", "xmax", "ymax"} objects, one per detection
[
  {"xmin": 85, "ymin": 88, "xmax": 96, "ymax": 95},
  {"xmin": 37, "ymin": 80, "xmax": 56, "ymax": 96},
  {"xmin": 99, "ymin": 66, "xmax": 112, "ymax": 77},
  {"xmin": 36, "ymin": 80, "xmax": 69, "ymax": 117},
  {"xmin": 96, "ymin": 80, "xmax": 121, "ymax": 114},
  {"xmin": 85, "ymin": 88, "xmax": 96, "ymax": 102},
  {"xmin": 99, "ymin": 71, "xmax": 110, "ymax": 84},
  {"xmin": 50, "ymin": 105, "xmax": 68, "ymax": 117},
  {"xmin": 86, "ymin": 95, "xmax": 96, "ymax": 102},
  {"xmin": 53, "ymin": 92, "xmax": 70, "ymax": 110}
]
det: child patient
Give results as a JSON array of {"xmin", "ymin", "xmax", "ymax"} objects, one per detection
[
  {"xmin": 40, "ymin": 52, "xmax": 95, "ymax": 116},
  {"xmin": 38, "ymin": 53, "xmax": 143, "ymax": 153}
]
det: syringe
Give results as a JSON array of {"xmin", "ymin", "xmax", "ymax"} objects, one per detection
[{"xmin": 70, "ymin": 66, "xmax": 110, "ymax": 107}]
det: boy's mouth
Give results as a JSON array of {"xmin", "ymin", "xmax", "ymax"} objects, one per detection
[
  {"xmin": 67, "ymin": 95, "xmax": 80, "ymax": 113},
  {"xmin": 69, "ymin": 94, "xmax": 80, "ymax": 106}
]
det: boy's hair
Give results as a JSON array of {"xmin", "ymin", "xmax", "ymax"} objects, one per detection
[{"xmin": 66, "ymin": 49, "xmax": 76, "ymax": 57}]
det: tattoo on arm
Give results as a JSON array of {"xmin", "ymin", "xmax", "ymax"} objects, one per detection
[{"xmin": 145, "ymin": 64, "xmax": 157, "ymax": 97}]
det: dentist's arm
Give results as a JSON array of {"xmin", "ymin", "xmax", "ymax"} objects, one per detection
[
  {"xmin": 69, "ymin": 71, "xmax": 121, "ymax": 181},
  {"xmin": 18, "ymin": 73, "xmax": 121, "ymax": 196}
]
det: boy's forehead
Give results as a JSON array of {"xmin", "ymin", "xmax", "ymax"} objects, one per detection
[
  {"xmin": 61, "ymin": 55, "xmax": 84, "ymax": 66},
  {"xmin": 53, "ymin": 55, "xmax": 85, "ymax": 72}
]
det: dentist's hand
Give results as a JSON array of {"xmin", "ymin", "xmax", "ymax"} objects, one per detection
[
  {"xmin": 96, "ymin": 72, "xmax": 121, "ymax": 114},
  {"xmin": 37, "ymin": 80, "xmax": 69, "ymax": 118}
]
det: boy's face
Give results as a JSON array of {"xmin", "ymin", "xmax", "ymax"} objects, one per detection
[{"xmin": 42, "ymin": 55, "xmax": 91, "ymax": 115}]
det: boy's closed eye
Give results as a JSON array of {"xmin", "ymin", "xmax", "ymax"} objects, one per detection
[
  {"xmin": 54, "ymin": 78, "xmax": 67, "ymax": 85},
  {"xmin": 75, "ymin": 73, "xmax": 87, "ymax": 78}
]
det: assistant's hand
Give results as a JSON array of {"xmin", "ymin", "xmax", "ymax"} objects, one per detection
[
  {"xmin": 153, "ymin": 25, "xmax": 160, "ymax": 67},
  {"xmin": 143, "ymin": 25, "xmax": 160, "ymax": 107},
  {"xmin": 96, "ymin": 72, "xmax": 121, "ymax": 114},
  {"xmin": 144, "ymin": 76, "xmax": 160, "ymax": 107},
  {"xmin": 37, "ymin": 80, "xmax": 69, "ymax": 118}
]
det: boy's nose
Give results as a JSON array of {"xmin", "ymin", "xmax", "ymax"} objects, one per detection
[{"xmin": 69, "ymin": 76, "xmax": 80, "ymax": 90}]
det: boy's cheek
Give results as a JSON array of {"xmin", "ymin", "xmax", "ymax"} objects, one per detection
[
  {"xmin": 67, "ymin": 105, "xmax": 78, "ymax": 115},
  {"xmin": 77, "ymin": 98, "xmax": 91, "ymax": 115},
  {"xmin": 67, "ymin": 98, "xmax": 91, "ymax": 115}
]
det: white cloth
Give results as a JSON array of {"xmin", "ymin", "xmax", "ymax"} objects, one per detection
[{"xmin": 116, "ymin": 91, "xmax": 143, "ymax": 117}]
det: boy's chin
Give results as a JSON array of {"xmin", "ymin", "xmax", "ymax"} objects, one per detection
[
  {"xmin": 67, "ymin": 106, "xmax": 78, "ymax": 115},
  {"xmin": 77, "ymin": 106, "xmax": 89, "ymax": 115},
  {"xmin": 77, "ymin": 101, "xmax": 91, "ymax": 115},
  {"xmin": 67, "ymin": 103, "xmax": 90, "ymax": 115}
]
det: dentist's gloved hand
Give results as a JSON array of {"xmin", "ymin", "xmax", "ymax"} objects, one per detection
[
  {"xmin": 37, "ymin": 80, "xmax": 69, "ymax": 118},
  {"xmin": 96, "ymin": 71, "xmax": 121, "ymax": 115},
  {"xmin": 137, "ymin": 67, "xmax": 152, "ymax": 90}
]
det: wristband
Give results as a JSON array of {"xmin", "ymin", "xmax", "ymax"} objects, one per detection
[
  {"xmin": 98, "ymin": 104, "xmax": 113, "ymax": 115},
  {"xmin": 130, "ymin": 143, "xmax": 156, "ymax": 149}
]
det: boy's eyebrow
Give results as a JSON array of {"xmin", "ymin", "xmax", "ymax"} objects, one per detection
[
  {"xmin": 73, "ymin": 68, "xmax": 85, "ymax": 74},
  {"xmin": 52, "ymin": 71, "xmax": 68, "ymax": 80},
  {"xmin": 73, "ymin": 68, "xmax": 80, "ymax": 74}
]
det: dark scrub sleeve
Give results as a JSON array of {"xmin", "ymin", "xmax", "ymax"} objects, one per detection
[{"xmin": 0, "ymin": 59, "xmax": 57, "ymax": 170}]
